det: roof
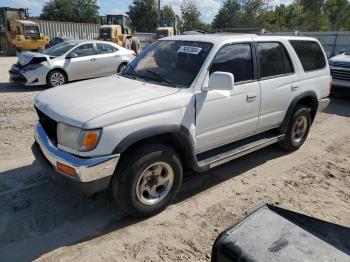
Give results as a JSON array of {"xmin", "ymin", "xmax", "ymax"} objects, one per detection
[{"xmin": 161, "ymin": 33, "xmax": 319, "ymax": 45}]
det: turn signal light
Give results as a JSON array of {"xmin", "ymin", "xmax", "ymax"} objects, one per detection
[
  {"xmin": 80, "ymin": 129, "xmax": 101, "ymax": 151},
  {"xmin": 57, "ymin": 162, "xmax": 77, "ymax": 177}
]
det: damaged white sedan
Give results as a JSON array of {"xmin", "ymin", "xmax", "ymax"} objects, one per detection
[{"xmin": 9, "ymin": 40, "xmax": 135, "ymax": 87}]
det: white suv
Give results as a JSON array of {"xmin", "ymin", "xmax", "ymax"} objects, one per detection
[{"xmin": 32, "ymin": 34, "xmax": 331, "ymax": 217}]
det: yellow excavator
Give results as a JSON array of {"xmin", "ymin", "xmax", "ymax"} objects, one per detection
[
  {"xmin": 99, "ymin": 14, "xmax": 142, "ymax": 54},
  {"xmin": 0, "ymin": 7, "xmax": 49, "ymax": 55},
  {"xmin": 156, "ymin": 17, "xmax": 179, "ymax": 39}
]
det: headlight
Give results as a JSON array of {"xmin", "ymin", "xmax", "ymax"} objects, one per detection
[{"xmin": 57, "ymin": 123, "xmax": 102, "ymax": 151}]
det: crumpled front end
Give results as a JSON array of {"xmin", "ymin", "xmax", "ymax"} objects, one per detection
[{"xmin": 9, "ymin": 61, "xmax": 49, "ymax": 86}]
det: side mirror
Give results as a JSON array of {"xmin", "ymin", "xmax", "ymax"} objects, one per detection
[
  {"xmin": 205, "ymin": 71, "xmax": 234, "ymax": 91},
  {"xmin": 338, "ymin": 50, "xmax": 345, "ymax": 54},
  {"xmin": 66, "ymin": 52, "xmax": 78, "ymax": 59}
]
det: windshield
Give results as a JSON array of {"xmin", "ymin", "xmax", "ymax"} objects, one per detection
[
  {"xmin": 121, "ymin": 40, "xmax": 213, "ymax": 87},
  {"xmin": 43, "ymin": 42, "xmax": 78, "ymax": 57}
]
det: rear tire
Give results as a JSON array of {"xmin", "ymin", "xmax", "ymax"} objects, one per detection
[
  {"xmin": 47, "ymin": 70, "xmax": 67, "ymax": 88},
  {"xmin": 278, "ymin": 105, "xmax": 311, "ymax": 151},
  {"xmin": 112, "ymin": 144, "xmax": 183, "ymax": 218}
]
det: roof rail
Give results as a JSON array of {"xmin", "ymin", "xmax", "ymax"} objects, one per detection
[{"xmin": 215, "ymin": 28, "xmax": 300, "ymax": 36}]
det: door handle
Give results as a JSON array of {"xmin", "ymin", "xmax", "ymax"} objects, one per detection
[
  {"xmin": 90, "ymin": 58, "xmax": 96, "ymax": 61},
  {"xmin": 291, "ymin": 85, "xmax": 299, "ymax": 91},
  {"xmin": 247, "ymin": 94, "xmax": 257, "ymax": 102},
  {"xmin": 115, "ymin": 55, "xmax": 120, "ymax": 58}
]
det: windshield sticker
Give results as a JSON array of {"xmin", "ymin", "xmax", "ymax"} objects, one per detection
[{"xmin": 177, "ymin": 46, "xmax": 202, "ymax": 55}]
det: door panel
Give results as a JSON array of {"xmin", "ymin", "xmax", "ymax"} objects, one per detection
[
  {"xmin": 196, "ymin": 82, "xmax": 260, "ymax": 153},
  {"xmin": 65, "ymin": 43, "xmax": 98, "ymax": 80},
  {"xmin": 195, "ymin": 43, "xmax": 260, "ymax": 153},
  {"xmin": 256, "ymin": 41, "xmax": 301, "ymax": 131},
  {"xmin": 95, "ymin": 43, "xmax": 121, "ymax": 76}
]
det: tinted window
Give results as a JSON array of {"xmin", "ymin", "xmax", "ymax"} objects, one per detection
[
  {"xmin": 290, "ymin": 40, "xmax": 326, "ymax": 72},
  {"xmin": 96, "ymin": 43, "xmax": 118, "ymax": 54},
  {"xmin": 73, "ymin": 44, "xmax": 94, "ymax": 57},
  {"xmin": 258, "ymin": 42, "xmax": 285, "ymax": 78},
  {"xmin": 210, "ymin": 43, "xmax": 254, "ymax": 82}
]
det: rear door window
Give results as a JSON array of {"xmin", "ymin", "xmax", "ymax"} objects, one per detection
[
  {"xmin": 257, "ymin": 42, "xmax": 295, "ymax": 78},
  {"xmin": 258, "ymin": 42, "xmax": 284, "ymax": 78},
  {"xmin": 73, "ymin": 44, "xmax": 95, "ymax": 57},
  {"xmin": 210, "ymin": 43, "xmax": 254, "ymax": 83},
  {"xmin": 96, "ymin": 43, "xmax": 118, "ymax": 54},
  {"xmin": 289, "ymin": 40, "xmax": 326, "ymax": 72}
]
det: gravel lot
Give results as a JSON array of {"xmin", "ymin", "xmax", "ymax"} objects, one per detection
[{"xmin": 0, "ymin": 55, "xmax": 349, "ymax": 261}]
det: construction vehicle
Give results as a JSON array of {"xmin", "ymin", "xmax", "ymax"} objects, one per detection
[
  {"xmin": 0, "ymin": 7, "xmax": 49, "ymax": 55},
  {"xmin": 156, "ymin": 17, "xmax": 179, "ymax": 39},
  {"xmin": 99, "ymin": 14, "xmax": 141, "ymax": 54}
]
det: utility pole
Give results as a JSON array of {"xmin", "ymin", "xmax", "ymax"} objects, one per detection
[{"xmin": 158, "ymin": 0, "xmax": 161, "ymax": 27}]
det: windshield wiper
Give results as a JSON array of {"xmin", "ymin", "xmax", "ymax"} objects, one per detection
[{"xmin": 144, "ymin": 69, "xmax": 178, "ymax": 87}]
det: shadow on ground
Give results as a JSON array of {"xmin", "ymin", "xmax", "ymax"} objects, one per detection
[
  {"xmin": 0, "ymin": 94, "xmax": 349, "ymax": 261},
  {"xmin": 0, "ymin": 82, "xmax": 46, "ymax": 93},
  {"xmin": 324, "ymin": 96, "xmax": 350, "ymax": 117},
  {"xmin": 0, "ymin": 145, "xmax": 288, "ymax": 261}
]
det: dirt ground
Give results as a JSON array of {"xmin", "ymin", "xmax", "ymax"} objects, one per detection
[{"xmin": 0, "ymin": 56, "xmax": 349, "ymax": 262}]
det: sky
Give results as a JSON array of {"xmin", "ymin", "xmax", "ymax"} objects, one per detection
[{"xmin": 1, "ymin": 0, "xmax": 293, "ymax": 23}]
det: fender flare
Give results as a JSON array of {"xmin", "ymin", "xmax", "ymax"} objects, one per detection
[
  {"xmin": 113, "ymin": 125, "xmax": 192, "ymax": 154},
  {"xmin": 278, "ymin": 91, "xmax": 318, "ymax": 134},
  {"xmin": 112, "ymin": 125, "xmax": 208, "ymax": 172}
]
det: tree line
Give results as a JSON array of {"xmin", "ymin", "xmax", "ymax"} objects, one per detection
[{"xmin": 38, "ymin": 0, "xmax": 350, "ymax": 32}]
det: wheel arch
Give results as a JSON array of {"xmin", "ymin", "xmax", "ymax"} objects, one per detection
[
  {"xmin": 46, "ymin": 67, "xmax": 69, "ymax": 82},
  {"xmin": 279, "ymin": 91, "xmax": 318, "ymax": 134},
  {"xmin": 112, "ymin": 125, "xmax": 202, "ymax": 172}
]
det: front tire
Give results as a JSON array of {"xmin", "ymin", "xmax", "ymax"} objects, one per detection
[
  {"xmin": 278, "ymin": 105, "xmax": 311, "ymax": 151},
  {"xmin": 47, "ymin": 70, "xmax": 67, "ymax": 88},
  {"xmin": 117, "ymin": 63, "xmax": 127, "ymax": 73},
  {"xmin": 112, "ymin": 144, "xmax": 183, "ymax": 217}
]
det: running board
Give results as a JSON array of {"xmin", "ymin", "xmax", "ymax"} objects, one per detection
[{"xmin": 197, "ymin": 134, "xmax": 285, "ymax": 169}]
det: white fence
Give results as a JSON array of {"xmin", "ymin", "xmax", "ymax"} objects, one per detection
[
  {"xmin": 35, "ymin": 20, "xmax": 99, "ymax": 40},
  {"xmin": 303, "ymin": 31, "xmax": 350, "ymax": 58}
]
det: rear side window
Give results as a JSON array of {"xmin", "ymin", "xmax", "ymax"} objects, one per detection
[
  {"xmin": 289, "ymin": 40, "xmax": 326, "ymax": 72},
  {"xmin": 96, "ymin": 43, "xmax": 118, "ymax": 54},
  {"xmin": 73, "ymin": 44, "xmax": 95, "ymax": 57},
  {"xmin": 210, "ymin": 43, "xmax": 254, "ymax": 83}
]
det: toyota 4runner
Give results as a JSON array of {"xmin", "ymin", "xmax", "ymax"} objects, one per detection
[{"xmin": 32, "ymin": 34, "xmax": 331, "ymax": 217}]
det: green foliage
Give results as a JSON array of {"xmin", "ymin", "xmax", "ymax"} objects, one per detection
[
  {"xmin": 127, "ymin": 0, "xmax": 159, "ymax": 32},
  {"xmin": 180, "ymin": 0, "xmax": 208, "ymax": 31},
  {"xmin": 324, "ymin": 0, "xmax": 350, "ymax": 31},
  {"xmin": 161, "ymin": 4, "xmax": 176, "ymax": 18},
  {"xmin": 40, "ymin": 0, "xmax": 99, "ymax": 23},
  {"xmin": 213, "ymin": 0, "xmax": 350, "ymax": 32}
]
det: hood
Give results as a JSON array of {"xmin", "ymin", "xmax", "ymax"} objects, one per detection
[
  {"xmin": 35, "ymin": 75, "xmax": 180, "ymax": 127},
  {"xmin": 329, "ymin": 53, "xmax": 350, "ymax": 65},
  {"xmin": 18, "ymin": 52, "xmax": 51, "ymax": 66}
]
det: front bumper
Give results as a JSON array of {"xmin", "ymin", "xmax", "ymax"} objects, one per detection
[
  {"xmin": 32, "ymin": 123, "xmax": 120, "ymax": 194},
  {"xmin": 318, "ymin": 97, "xmax": 330, "ymax": 112},
  {"xmin": 9, "ymin": 64, "xmax": 48, "ymax": 86}
]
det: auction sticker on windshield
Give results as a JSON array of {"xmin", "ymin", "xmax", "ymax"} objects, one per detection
[{"xmin": 177, "ymin": 46, "xmax": 202, "ymax": 55}]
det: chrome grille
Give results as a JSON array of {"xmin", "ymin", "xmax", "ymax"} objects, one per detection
[{"xmin": 331, "ymin": 69, "xmax": 350, "ymax": 81}]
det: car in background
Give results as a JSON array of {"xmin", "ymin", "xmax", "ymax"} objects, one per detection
[
  {"xmin": 9, "ymin": 40, "xmax": 135, "ymax": 87},
  {"xmin": 45, "ymin": 37, "xmax": 74, "ymax": 49},
  {"xmin": 329, "ymin": 49, "xmax": 350, "ymax": 94}
]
